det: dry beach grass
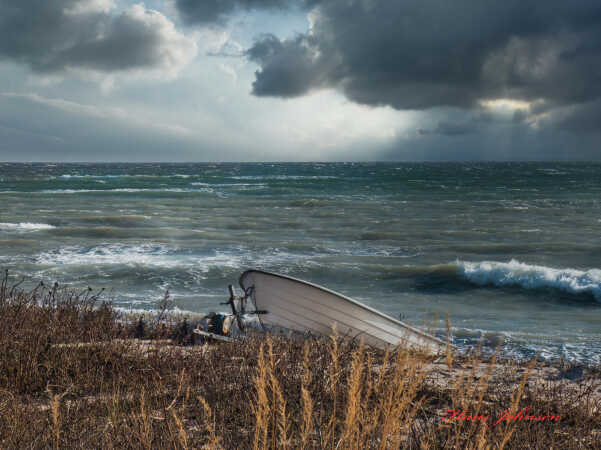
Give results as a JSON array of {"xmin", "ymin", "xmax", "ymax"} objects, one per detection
[{"xmin": 0, "ymin": 272, "xmax": 600, "ymax": 449}]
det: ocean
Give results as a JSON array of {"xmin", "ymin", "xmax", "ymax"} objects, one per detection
[{"xmin": 1, "ymin": 162, "xmax": 600, "ymax": 363}]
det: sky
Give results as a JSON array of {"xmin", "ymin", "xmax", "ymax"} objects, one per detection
[{"xmin": 1, "ymin": 0, "xmax": 601, "ymax": 162}]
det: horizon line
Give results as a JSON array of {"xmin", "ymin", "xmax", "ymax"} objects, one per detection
[{"xmin": 2, "ymin": 160, "xmax": 600, "ymax": 164}]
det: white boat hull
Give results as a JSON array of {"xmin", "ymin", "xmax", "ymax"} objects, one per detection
[{"xmin": 239, "ymin": 270, "xmax": 448, "ymax": 353}]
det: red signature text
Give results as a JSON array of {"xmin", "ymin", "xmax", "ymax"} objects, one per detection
[{"xmin": 442, "ymin": 407, "xmax": 560, "ymax": 427}]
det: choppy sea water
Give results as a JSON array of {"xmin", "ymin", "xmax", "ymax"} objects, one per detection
[{"xmin": 1, "ymin": 162, "xmax": 600, "ymax": 364}]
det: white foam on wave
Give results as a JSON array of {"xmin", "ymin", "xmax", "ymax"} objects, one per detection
[
  {"xmin": 34, "ymin": 243, "xmax": 250, "ymax": 272},
  {"xmin": 40, "ymin": 188, "xmax": 217, "ymax": 194},
  {"xmin": 231, "ymin": 175, "xmax": 338, "ymax": 180},
  {"xmin": 60, "ymin": 174, "xmax": 145, "ymax": 179},
  {"xmin": 113, "ymin": 305, "xmax": 213, "ymax": 318},
  {"xmin": 0, "ymin": 222, "xmax": 56, "ymax": 232},
  {"xmin": 451, "ymin": 325, "xmax": 601, "ymax": 364},
  {"xmin": 457, "ymin": 259, "xmax": 601, "ymax": 300},
  {"xmin": 190, "ymin": 182, "xmax": 267, "ymax": 187},
  {"xmin": 41, "ymin": 189, "xmax": 95, "ymax": 193},
  {"xmin": 33, "ymin": 243, "xmax": 317, "ymax": 276},
  {"xmin": 36, "ymin": 243, "xmax": 181, "ymax": 267},
  {"xmin": 59, "ymin": 174, "xmax": 193, "ymax": 179}
]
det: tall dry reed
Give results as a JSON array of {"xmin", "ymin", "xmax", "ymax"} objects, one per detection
[{"xmin": 0, "ymin": 271, "xmax": 599, "ymax": 449}]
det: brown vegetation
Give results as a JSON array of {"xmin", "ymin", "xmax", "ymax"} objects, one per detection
[{"xmin": 0, "ymin": 272, "xmax": 600, "ymax": 449}]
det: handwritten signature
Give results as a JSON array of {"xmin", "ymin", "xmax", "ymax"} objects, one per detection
[{"xmin": 441, "ymin": 407, "xmax": 560, "ymax": 427}]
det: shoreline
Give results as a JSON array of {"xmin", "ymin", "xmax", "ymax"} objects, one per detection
[
  {"xmin": 115, "ymin": 306, "xmax": 601, "ymax": 370},
  {"xmin": 1, "ymin": 276, "xmax": 600, "ymax": 447}
]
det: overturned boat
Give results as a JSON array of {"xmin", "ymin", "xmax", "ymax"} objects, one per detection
[{"xmin": 197, "ymin": 269, "xmax": 448, "ymax": 354}]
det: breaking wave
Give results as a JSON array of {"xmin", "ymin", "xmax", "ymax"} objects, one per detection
[
  {"xmin": 32, "ymin": 244, "xmax": 328, "ymax": 280},
  {"xmin": 34, "ymin": 243, "xmax": 199, "ymax": 268},
  {"xmin": 0, "ymin": 222, "xmax": 56, "ymax": 232},
  {"xmin": 456, "ymin": 259, "xmax": 601, "ymax": 301}
]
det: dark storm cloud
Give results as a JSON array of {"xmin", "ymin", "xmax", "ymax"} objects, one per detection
[
  {"xmin": 552, "ymin": 101, "xmax": 601, "ymax": 133},
  {"xmin": 175, "ymin": 0, "xmax": 320, "ymax": 25},
  {"xmin": 246, "ymin": 33, "xmax": 331, "ymax": 96},
  {"xmin": 248, "ymin": 0, "xmax": 601, "ymax": 111},
  {"xmin": 0, "ymin": 0, "xmax": 194, "ymax": 73}
]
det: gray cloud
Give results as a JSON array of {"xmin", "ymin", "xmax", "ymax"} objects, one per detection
[
  {"xmin": 176, "ymin": 0, "xmax": 290, "ymax": 25},
  {"xmin": 246, "ymin": 33, "xmax": 330, "ymax": 96},
  {"xmin": 248, "ymin": 0, "xmax": 601, "ymax": 113},
  {"xmin": 0, "ymin": 92, "xmax": 248, "ymax": 162},
  {"xmin": 549, "ymin": 100, "xmax": 601, "ymax": 133},
  {"xmin": 419, "ymin": 121, "xmax": 478, "ymax": 137},
  {"xmin": 175, "ymin": 0, "xmax": 320, "ymax": 25},
  {"xmin": 0, "ymin": 0, "xmax": 195, "ymax": 74}
]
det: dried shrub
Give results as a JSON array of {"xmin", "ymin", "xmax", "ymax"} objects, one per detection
[{"xmin": 0, "ymin": 271, "xmax": 599, "ymax": 449}]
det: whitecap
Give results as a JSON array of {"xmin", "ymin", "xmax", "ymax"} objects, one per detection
[
  {"xmin": 0, "ymin": 222, "xmax": 56, "ymax": 232},
  {"xmin": 457, "ymin": 259, "xmax": 601, "ymax": 301},
  {"xmin": 39, "ymin": 188, "xmax": 217, "ymax": 194},
  {"xmin": 35, "ymin": 243, "xmax": 179, "ymax": 267}
]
